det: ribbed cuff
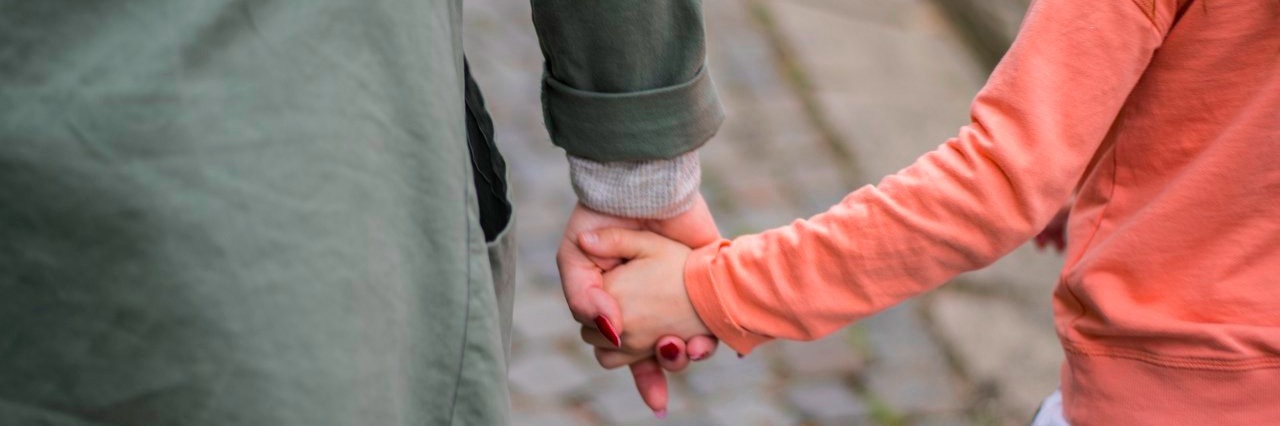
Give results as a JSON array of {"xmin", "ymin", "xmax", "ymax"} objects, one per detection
[
  {"xmin": 542, "ymin": 65, "xmax": 724, "ymax": 162},
  {"xmin": 684, "ymin": 240, "xmax": 772, "ymax": 355},
  {"xmin": 567, "ymin": 151, "xmax": 701, "ymax": 220}
]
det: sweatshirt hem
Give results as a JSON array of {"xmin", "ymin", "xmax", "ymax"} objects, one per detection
[
  {"xmin": 1061, "ymin": 345, "xmax": 1280, "ymax": 424},
  {"xmin": 1061, "ymin": 340, "xmax": 1280, "ymax": 371}
]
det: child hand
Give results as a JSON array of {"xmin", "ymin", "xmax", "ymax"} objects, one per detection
[{"xmin": 577, "ymin": 228, "xmax": 712, "ymax": 356}]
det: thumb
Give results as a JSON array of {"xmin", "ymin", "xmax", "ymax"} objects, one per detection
[
  {"xmin": 588, "ymin": 286, "xmax": 624, "ymax": 348},
  {"xmin": 579, "ymin": 228, "xmax": 666, "ymax": 260}
]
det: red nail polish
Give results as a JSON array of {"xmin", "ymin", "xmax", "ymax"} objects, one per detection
[
  {"xmin": 595, "ymin": 315, "xmax": 621, "ymax": 347},
  {"xmin": 737, "ymin": 352, "xmax": 745, "ymax": 359},
  {"xmin": 659, "ymin": 342, "xmax": 680, "ymax": 361}
]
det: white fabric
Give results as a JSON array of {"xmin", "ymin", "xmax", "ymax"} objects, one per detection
[
  {"xmin": 1029, "ymin": 390, "xmax": 1070, "ymax": 426},
  {"xmin": 567, "ymin": 151, "xmax": 701, "ymax": 219}
]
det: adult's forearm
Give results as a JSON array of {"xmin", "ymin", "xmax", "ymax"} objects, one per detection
[{"xmin": 532, "ymin": 0, "xmax": 723, "ymax": 163}]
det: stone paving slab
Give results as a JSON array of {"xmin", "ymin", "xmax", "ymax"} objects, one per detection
[
  {"xmin": 929, "ymin": 291, "xmax": 1062, "ymax": 422},
  {"xmin": 590, "ymin": 376, "xmax": 695, "ymax": 425},
  {"xmin": 862, "ymin": 301, "xmax": 966, "ymax": 415},
  {"xmin": 511, "ymin": 288, "xmax": 582, "ymax": 345},
  {"xmin": 932, "ymin": 0, "xmax": 1031, "ymax": 69},
  {"xmin": 685, "ymin": 346, "xmax": 775, "ymax": 397},
  {"xmin": 508, "ymin": 349, "xmax": 599, "ymax": 401},
  {"xmin": 705, "ymin": 390, "xmax": 798, "ymax": 426},
  {"xmin": 914, "ymin": 415, "xmax": 976, "ymax": 426},
  {"xmin": 777, "ymin": 331, "xmax": 865, "ymax": 378},
  {"xmin": 766, "ymin": 0, "xmax": 987, "ymax": 180},
  {"xmin": 512, "ymin": 411, "xmax": 589, "ymax": 426},
  {"xmin": 785, "ymin": 378, "xmax": 871, "ymax": 423}
]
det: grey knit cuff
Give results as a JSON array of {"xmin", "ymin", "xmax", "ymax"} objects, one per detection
[{"xmin": 567, "ymin": 151, "xmax": 701, "ymax": 220}]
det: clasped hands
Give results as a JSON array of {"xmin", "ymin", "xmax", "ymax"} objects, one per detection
[{"xmin": 556, "ymin": 194, "xmax": 718, "ymax": 416}]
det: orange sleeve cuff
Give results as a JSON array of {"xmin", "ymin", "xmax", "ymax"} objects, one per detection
[{"xmin": 684, "ymin": 239, "xmax": 772, "ymax": 355}]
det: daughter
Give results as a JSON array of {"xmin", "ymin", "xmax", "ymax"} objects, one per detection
[{"xmin": 579, "ymin": 0, "xmax": 1279, "ymax": 424}]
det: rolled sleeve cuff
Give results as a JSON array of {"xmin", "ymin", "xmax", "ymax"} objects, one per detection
[
  {"xmin": 684, "ymin": 240, "xmax": 773, "ymax": 355},
  {"xmin": 542, "ymin": 65, "xmax": 724, "ymax": 162}
]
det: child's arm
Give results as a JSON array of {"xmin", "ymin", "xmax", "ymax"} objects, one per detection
[{"xmin": 687, "ymin": 0, "xmax": 1172, "ymax": 354}]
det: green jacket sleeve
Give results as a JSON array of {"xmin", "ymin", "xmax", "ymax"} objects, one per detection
[{"xmin": 531, "ymin": 0, "xmax": 724, "ymax": 162}]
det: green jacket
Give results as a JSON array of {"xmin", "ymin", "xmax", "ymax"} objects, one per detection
[{"xmin": 0, "ymin": 1, "xmax": 722, "ymax": 425}]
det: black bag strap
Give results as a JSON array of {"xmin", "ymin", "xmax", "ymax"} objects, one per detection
[{"xmin": 463, "ymin": 58, "xmax": 512, "ymax": 242}]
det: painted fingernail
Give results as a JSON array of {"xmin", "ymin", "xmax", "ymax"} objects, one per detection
[
  {"xmin": 737, "ymin": 352, "xmax": 745, "ymax": 359},
  {"xmin": 595, "ymin": 315, "xmax": 621, "ymax": 347},
  {"xmin": 654, "ymin": 409, "xmax": 668, "ymax": 420},
  {"xmin": 659, "ymin": 342, "xmax": 680, "ymax": 361}
]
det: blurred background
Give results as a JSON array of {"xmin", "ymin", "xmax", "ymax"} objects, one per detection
[{"xmin": 462, "ymin": 0, "xmax": 1064, "ymax": 424}]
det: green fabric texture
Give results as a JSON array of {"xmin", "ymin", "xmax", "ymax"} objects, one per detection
[
  {"xmin": 533, "ymin": 0, "xmax": 725, "ymax": 162},
  {"xmin": 0, "ymin": 0, "xmax": 717, "ymax": 425},
  {"xmin": 541, "ymin": 67, "xmax": 723, "ymax": 162}
]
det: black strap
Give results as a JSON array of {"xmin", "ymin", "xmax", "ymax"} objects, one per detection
[{"xmin": 463, "ymin": 59, "xmax": 512, "ymax": 242}]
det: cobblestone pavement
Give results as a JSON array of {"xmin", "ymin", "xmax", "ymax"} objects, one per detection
[{"xmin": 463, "ymin": 0, "xmax": 1060, "ymax": 425}]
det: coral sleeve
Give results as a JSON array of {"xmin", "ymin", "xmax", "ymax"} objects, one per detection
[{"xmin": 685, "ymin": 0, "xmax": 1165, "ymax": 354}]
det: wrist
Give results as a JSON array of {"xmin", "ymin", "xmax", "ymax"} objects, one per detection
[
  {"xmin": 682, "ymin": 239, "xmax": 771, "ymax": 355},
  {"xmin": 678, "ymin": 249, "xmax": 714, "ymax": 338},
  {"xmin": 567, "ymin": 152, "xmax": 701, "ymax": 220}
]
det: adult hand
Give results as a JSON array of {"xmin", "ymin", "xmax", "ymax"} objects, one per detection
[{"xmin": 556, "ymin": 193, "xmax": 721, "ymax": 415}]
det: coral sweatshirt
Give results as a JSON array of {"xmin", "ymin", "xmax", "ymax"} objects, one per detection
[{"xmin": 684, "ymin": 0, "xmax": 1279, "ymax": 424}]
